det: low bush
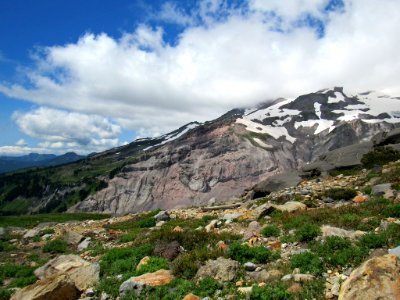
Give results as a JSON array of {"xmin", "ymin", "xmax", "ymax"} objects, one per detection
[
  {"xmin": 0, "ymin": 241, "xmax": 15, "ymax": 252},
  {"xmin": 324, "ymin": 188, "xmax": 357, "ymax": 201},
  {"xmin": 229, "ymin": 242, "xmax": 278, "ymax": 263},
  {"xmin": 0, "ymin": 288, "xmax": 12, "ymax": 300},
  {"xmin": 195, "ymin": 276, "xmax": 222, "ymax": 297},
  {"xmin": 361, "ymin": 147, "xmax": 400, "ymax": 169},
  {"xmin": 295, "ymin": 223, "xmax": 321, "ymax": 242},
  {"xmin": 312, "ymin": 236, "xmax": 368, "ymax": 268},
  {"xmin": 290, "ymin": 251, "xmax": 324, "ymax": 275},
  {"xmin": 261, "ymin": 225, "xmax": 280, "ymax": 237},
  {"xmin": 383, "ymin": 204, "xmax": 400, "ymax": 218},
  {"xmin": 250, "ymin": 283, "xmax": 293, "ymax": 300},
  {"xmin": 42, "ymin": 238, "xmax": 67, "ymax": 253},
  {"xmin": 0, "ymin": 263, "xmax": 36, "ymax": 289},
  {"xmin": 358, "ymin": 232, "xmax": 387, "ymax": 249}
]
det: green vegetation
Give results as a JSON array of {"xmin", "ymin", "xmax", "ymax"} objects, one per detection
[
  {"xmin": 250, "ymin": 283, "xmax": 293, "ymax": 300},
  {"xmin": 135, "ymin": 257, "xmax": 169, "ymax": 276},
  {"xmin": 229, "ymin": 242, "xmax": 278, "ymax": 263},
  {"xmin": 0, "ymin": 212, "xmax": 110, "ymax": 228},
  {"xmin": 0, "ymin": 263, "xmax": 36, "ymax": 289},
  {"xmin": 294, "ymin": 223, "xmax": 321, "ymax": 242},
  {"xmin": 261, "ymin": 225, "xmax": 281, "ymax": 237},
  {"xmin": 290, "ymin": 252, "xmax": 324, "ymax": 275},
  {"xmin": 323, "ymin": 188, "xmax": 357, "ymax": 201},
  {"xmin": 361, "ymin": 146, "xmax": 400, "ymax": 169},
  {"xmin": 42, "ymin": 238, "xmax": 68, "ymax": 253}
]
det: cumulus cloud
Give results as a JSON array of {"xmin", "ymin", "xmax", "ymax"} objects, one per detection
[
  {"xmin": 0, "ymin": 0, "xmax": 399, "ymax": 140},
  {"xmin": 15, "ymin": 139, "xmax": 27, "ymax": 146},
  {"xmin": 11, "ymin": 107, "xmax": 121, "ymax": 154}
]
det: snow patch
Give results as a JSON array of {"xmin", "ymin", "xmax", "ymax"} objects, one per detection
[
  {"xmin": 294, "ymin": 120, "xmax": 335, "ymax": 135},
  {"xmin": 236, "ymin": 118, "xmax": 296, "ymax": 143},
  {"xmin": 244, "ymin": 98, "xmax": 299, "ymax": 121},
  {"xmin": 253, "ymin": 138, "xmax": 273, "ymax": 149},
  {"xmin": 314, "ymin": 102, "xmax": 322, "ymax": 119},
  {"xmin": 328, "ymin": 92, "xmax": 346, "ymax": 103}
]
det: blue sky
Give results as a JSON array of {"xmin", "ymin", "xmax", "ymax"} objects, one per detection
[{"xmin": 0, "ymin": 0, "xmax": 399, "ymax": 155}]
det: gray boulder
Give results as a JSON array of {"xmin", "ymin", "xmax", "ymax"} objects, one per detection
[
  {"xmin": 154, "ymin": 211, "xmax": 170, "ymax": 222},
  {"xmin": 196, "ymin": 257, "xmax": 239, "ymax": 282}
]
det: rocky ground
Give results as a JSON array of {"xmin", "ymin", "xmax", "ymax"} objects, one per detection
[{"xmin": 1, "ymin": 157, "xmax": 400, "ymax": 299}]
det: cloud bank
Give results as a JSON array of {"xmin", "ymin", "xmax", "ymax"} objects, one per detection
[{"xmin": 1, "ymin": 0, "xmax": 400, "ymax": 154}]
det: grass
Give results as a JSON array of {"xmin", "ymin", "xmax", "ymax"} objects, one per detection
[
  {"xmin": 42, "ymin": 238, "xmax": 68, "ymax": 253},
  {"xmin": 290, "ymin": 252, "xmax": 324, "ymax": 275},
  {"xmin": 135, "ymin": 257, "xmax": 169, "ymax": 276},
  {"xmin": 0, "ymin": 263, "xmax": 36, "ymax": 288},
  {"xmin": 229, "ymin": 242, "xmax": 279, "ymax": 264},
  {"xmin": 0, "ymin": 213, "xmax": 110, "ymax": 228},
  {"xmin": 105, "ymin": 210, "xmax": 160, "ymax": 231},
  {"xmin": 250, "ymin": 283, "xmax": 293, "ymax": 300},
  {"xmin": 261, "ymin": 225, "xmax": 281, "ymax": 237}
]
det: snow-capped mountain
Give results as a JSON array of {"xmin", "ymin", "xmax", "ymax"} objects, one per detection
[{"xmin": 69, "ymin": 87, "xmax": 400, "ymax": 214}]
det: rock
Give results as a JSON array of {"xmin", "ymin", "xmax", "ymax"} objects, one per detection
[
  {"xmin": 156, "ymin": 221, "xmax": 166, "ymax": 227},
  {"xmin": 172, "ymin": 226, "xmax": 184, "ymax": 233},
  {"xmin": 77, "ymin": 237, "xmax": 91, "ymax": 252},
  {"xmin": 243, "ymin": 221, "xmax": 261, "ymax": 240},
  {"xmin": 196, "ymin": 257, "xmax": 239, "ymax": 282},
  {"xmin": 281, "ymin": 274, "xmax": 293, "ymax": 281},
  {"xmin": 339, "ymin": 254, "xmax": 400, "ymax": 300},
  {"xmin": 216, "ymin": 240, "xmax": 228, "ymax": 251},
  {"xmin": 256, "ymin": 201, "xmax": 306, "ymax": 219},
  {"xmin": 237, "ymin": 286, "xmax": 253, "ymax": 295},
  {"xmin": 321, "ymin": 225, "xmax": 365, "ymax": 239},
  {"xmin": 63, "ymin": 230, "xmax": 84, "ymax": 245},
  {"xmin": 154, "ymin": 211, "xmax": 170, "ymax": 222},
  {"xmin": 136, "ymin": 256, "xmax": 151, "ymax": 270},
  {"xmin": 251, "ymin": 172, "xmax": 301, "ymax": 199},
  {"xmin": 243, "ymin": 262, "xmax": 257, "ymax": 272},
  {"xmin": 205, "ymin": 220, "xmax": 218, "ymax": 232},
  {"xmin": 85, "ymin": 288, "xmax": 95, "ymax": 297},
  {"xmin": 222, "ymin": 213, "xmax": 242, "ymax": 221},
  {"xmin": 0, "ymin": 227, "xmax": 6, "ymax": 236},
  {"xmin": 388, "ymin": 245, "xmax": 400, "ymax": 258},
  {"xmin": 10, "ymin": 273, "xmax": 79, "ymax": 300},
  {"xmin": 371, "ymin": 183, "xmax": 392, "ymax": 196},
  {"xmin": 119, "ymin": 269, "xmax": 174, "ymax": 295},
  {"xmin": 246, "ymin": 269, "xmax": 282, "ymax": 283},
  {"xmin": 208, "ymin": 198, "xmax": 216, "ymax": 206},
  {"xmin": 182, "ymin": 293, "xmax": 201, "ymax": 300},
  {"xmin": 23, "ymin": 228, "xmax": 40, "ymax": 239},
  {"xmin": 323, "ymin": 197, "xmax": 334, "ymax": 203},
  {"xmin": 153, "ymin": 240, "xmax": 181, "ymax": 260},
  {"xmin": 353, "ymin": 193, "xmax": 368, "ymax": 203},
  {"xmin": 34, "ymin": 255, "xmax": 99, "ymax": 291},
  {"xmin": 293, "ymin": 274, "xmax": 315, "ymax": 282},
  {"xmin": 99, "ymin": 292, "xmax": 110, "ymax": 300}
]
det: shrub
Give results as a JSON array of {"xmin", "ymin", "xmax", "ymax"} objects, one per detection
[
  {"xmin": 295, "ymin": 224, "xmax": 321, "ymax": 242},
  {"xmin": 229, "ymin": 242, "xmax": 277, "ymax": 263},
  {"xmin": 40, "ymin": 228, "xmax": 55, "ymax": 235},
  {"xmin": 361, "ymin": 147, "xmax": 400, "ymax": 169},
  {"xmin": 261, "ymin": 225, "xmax": 280, "ymax": 237},
  {"xmin": 0, "ymin": 288, "xmax": 11, "ymax": 300},
  {"xmin": 250, "ymin": 283, "xmax": 293, "ymax": 300},
  {"xmin": 358, "ymin": 232, "xmax": 387, "ymax": 249},
  {"xmin": 0, "ymin": 241, "xmax": 15, "ymax": 252},
  {"xmin": 312, "ymin": 236, "xmax": 368, "ymax": 268},
  {"xmin": 135, "ymin": 257, "xmax": 169, "ymax": 276},
  {"xmin": 100, "ymin": 244, "xmax": 153, "ymax": 276},
  {"xmin": 171, "ymin": 252, "xmax": 201, "ymax": 279},
  {"xmin": 290, "ymin": 252, "xmax": 324, "ymax": 275},
  {"xmin": 383, "ymin": 204, "xmax": 400, "ymax": 218},
  {"xmin": 281, "ymin": 215, "xmax": 311, "ymax": 230},
  {"xmin": 324, "ymin": 188, "xmax": 357, "ymax": 201},
  {"xmin": 42, "ymin": 239, "xmax": 67, "ymax": 253},
  {"xmin": 299, "ymin": 278, "xmax": 326, "ymax": 300},
  {"xmin": 195, "ymin": 277, "xmax": 222, "ymax": 297},
  {"xmin": 383, "ymin": 223, "xmax": 400, "ymax": 247}
]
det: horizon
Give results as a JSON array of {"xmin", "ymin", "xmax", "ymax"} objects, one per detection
[{"xmin": 1, "ymin": 0, "xmax": 400, "ymax": 155}]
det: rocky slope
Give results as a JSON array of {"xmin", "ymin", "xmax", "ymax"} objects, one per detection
[
  {"xmin": 1, "ymin": 156, "xmax": 400, "ymax": 299},
  {"xmin": 70, "ymin": 87, "xmax": 400, "ymax": 214}
]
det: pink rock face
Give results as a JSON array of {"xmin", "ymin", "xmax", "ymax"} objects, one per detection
[{"xmin": 71, "ymin": 123, "xmax": 295, "ymax": 214}]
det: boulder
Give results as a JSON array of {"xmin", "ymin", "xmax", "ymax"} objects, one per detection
[
  {"xmin": 205, "ymin": 220, "xmax": 218, "ymax": 232},
  {"xmin": 77, "ymin": 237, "xmax": 91, "ymax": 252},
  {"xmin": 251, "ymin": 172, "xmax": 301, "ymax": 199},
  {"xmin": 244, "ymin": 262, "xmax": 257, "ymax": 272},
  {"xmin": 321, "ymin": 225, "xmax": 365, "ymax": 240},
  {"xmin": 11, "ymin": 273, "xmax": 79, "ymax": 300},
  {"xmin": 222, "ymin": 213, "xmax": 242, "ymax": 221},
  {"xmin": 34, "ymin": 255, "xmax": 99, "ymax": 291},
  {"xmin": 182, "ymin": 293, "xmax": 201, "ymax": 300},
  {"xmin": 154, "ymin": 211, "xmax": 170, "ymax": 222},
  {"xmin": 256, "ymin": 201, "xmax": 306, "ymax": 219},
  {"xmin": 339, "ymin": 254, "xmax": 400, "ymax": 300},
  {"xmin": 196, "ymin": 257, "xmax": 239, "ymax": 282},
  {"xmin": 153, "ymin": 240, "xmax": 181, "ymax": 260},
  {"xmin": 245, "ymin": 269, "xmax": 282, "ymax": 283},
  {"xmin": 62, "ymin": 230, "xmax": 84, "ymax": 246},
  {"xmin": 119, "ymin": 269, "xmax": 174, "ymax": 295},
  {"xmin": 371, "ymin": 183, "xmax": 394, "ymax": 198},
  {"xmin": 388, "ymin": 245, "xmax": 400, "ymax": 258},
  {"xmin": 243, "ymin": 221, "xmax": 262, "ymax": 240},
  {"xmin": 23, "ymin": 228, "xmax": 40, "ymax": 239}
]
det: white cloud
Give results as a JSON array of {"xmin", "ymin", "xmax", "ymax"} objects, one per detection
[
  {"xmin": 0, "ymin": 145, "xmax": 47, "ymax": 156},
  {"xmin": 15, "ymin": 139, "xmax": 27, "ymax": 146},
  {"xmin": 0, "ymin": 0, "xmax": 400, "ymax": 140},
  {"xmin": 11, "ymin": 107, "xmax": 121, "ymax": 154}
]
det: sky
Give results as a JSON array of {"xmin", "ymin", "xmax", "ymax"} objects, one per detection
[{"xmin": 0, "ymin": 0, "xmax": 399, "ymax": 155}]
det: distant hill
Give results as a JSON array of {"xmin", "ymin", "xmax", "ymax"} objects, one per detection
[{"xmin": 0, "ymin": 152, "xmax": 85, "ymax": 174}]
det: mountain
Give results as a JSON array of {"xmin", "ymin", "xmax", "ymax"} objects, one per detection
[
  {"xmin": 0, "ymin": 152, "xmax": 85, "ymax": 174},
  {"xmin": 69, "ymin": 87, "xmax": 400, "ymax": 214},
  {"xmin": 0, "ymin": 87, "xmax": 399, "ymax": 215}
]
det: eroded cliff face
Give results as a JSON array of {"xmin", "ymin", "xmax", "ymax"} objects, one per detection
[{"xmin": 70, "ymin": 123, "xmax": 296, "ymax": 214}]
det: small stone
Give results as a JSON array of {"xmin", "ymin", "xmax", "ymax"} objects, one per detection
[
  {"xmin": 182, "ymin": 293, "xmax": 200, "ymax": 300},
  {"xmin": 244, "ymin": 262, "xmax": 257, "ymax": 272},
  {"xmin": 237, "ymin": 287, "xmax": 253, "ymax": 295},
  {"xmin": 136, "ymin": 256, "xmax": 150, "ymax": 270},
  {"xmin": 216, "ymin": 241, "xmax": 227, "ymax": 251},
  {"xmin": 156, "ymin": 221, "xmax": 166, "ymax": 227},
  {"xmin": 172, "ymin": 226, "xmax": 184, "ymax": 233},
  {"xmin": 85, "ymin": 288, "xmax": 95, "ymax": 297},
  {"xmin": 78, "ymin": 237, "xmax": 91, "ymax": 252},
  {"xmin": 293, "ymin": 274, "xmax": 315, "ymax": 282},
  {"xmin": 281, "ymin": 274, "xmax": 293, "ymax": 281},
  {"xmin": 388, "ymin": 245, "xmax": 400, "ymax": 258},
  {"xmin": 235, "ymin": 280, "xmax": 243, "ymax": 287},
  {"xmin": 287, "ymin": 283, "xmax": 302, "ymax": 294},
  {"xmin": 205, "ymin": 220, "xmax": 218, "ymax": 232}
]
